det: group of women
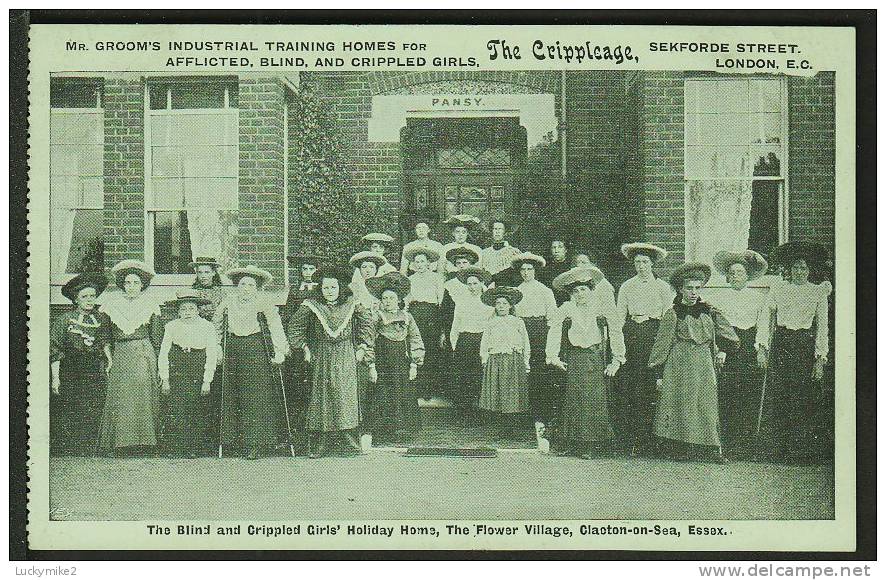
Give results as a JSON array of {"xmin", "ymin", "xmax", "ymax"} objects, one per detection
[{"xmin": 49, "ymin": 213, "xmax": 832, "ymax": 464}]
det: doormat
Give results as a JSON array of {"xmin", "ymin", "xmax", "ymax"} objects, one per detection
[{"xmin": 404, "ymin": 447, "xmax": 498, "ymax": 458}]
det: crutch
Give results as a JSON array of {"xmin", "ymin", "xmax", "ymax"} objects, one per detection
[
  {"xmin": 218, "ymin": 316, "xmax": 227, "ymax": 458},
  {"xmin": 755, "ymin": 309, "xmax": 776, "ymax": 435},
  {"xmin": 259, "ymin": 314, "xmax": 296, "ymax": 457}
]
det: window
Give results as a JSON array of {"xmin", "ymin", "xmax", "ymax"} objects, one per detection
[
  {"xmin": 146, "ymin": 80, "xmax": 239, "ymax": 274},
  {"xmin": 50, "ymin": 78, "xmax": 104, "ymax": 280},
  {"xmin": 684, "ymin": 78, "xmax": 787, "ymax": 268}
]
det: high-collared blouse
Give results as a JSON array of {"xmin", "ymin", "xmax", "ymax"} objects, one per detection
[
  {"xmin": 479, "ymin": 242, "xmax": 522, "ymax": 276},
  {"xmin": 480, "ymin": 314, "xmax": 530, "ymax": 367},
  {"xmin": 400, "ymin": 237, "xmax": 445, "ymax": 274},
  {"xmin": 514, "ymin": 279, "xmax": 558, "ymax": 322},
  {"xmin": 648, "ymin": 300, "xmax": 739, "ymax": 369},
  {"xmin": 616, "ymin": 275, "xmax": 676, "ymax": 323},
  {"xmin": 158, "ymin": 317, "xmax": 219, "ymax": 385},
  {"xmin": 450, "ymin": 290, "xmax": 493, "ymax": 348},
  {"xmin": 370, "ymin": 309, "xmax": 425, "ymax": 366},
  {"xmin": 50, "ymin": 309, "xmax": 111, "ymax": 363},
  {"xmin": 213, "ymin": 295, "xmax": 288, "ymax": 356},
  {"xmin": 755, "ymin": 280, "xmax": 831, "ymax": 360},
  {"xmin": 546, "ymin": 300, "xmax": 627, "ymax": 364},
  {"xmin": 441, "ymin": 241, "xmax": 484, "ymax": 272},
  {"xmin": 406, "ymin": 270, "xmax": 446, "ymax": 306},
  {"xmin": 707, "ymin": 286, "xmax": 766, "ymax": 331}
]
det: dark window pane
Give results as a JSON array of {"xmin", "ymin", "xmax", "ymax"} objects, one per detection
[
  {"xmin": 153, "ymin": 211, "xmax": 193, "ymax": 274},
  {"xmin": 748, "ymin": 180, "xmax": 780, "ymax": 255},
  {"xmin": 66, "ymin": 209, "xmax": 104, "ymax": 273},
  {"xmin": 149, "ymin": 85, "xmax": 168, "ymax": 110},
  {"xmin": 50, "ymin": 79, "xmax": 102, "ymax": 108},
  {"xmin": 171, "ymin": 83, "xmax": 227, "ymax": 109},
  {"xmin": 753, "ymin": 150, "xmax": 781, "ymax": 177}
]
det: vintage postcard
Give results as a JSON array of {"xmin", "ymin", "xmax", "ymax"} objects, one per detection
[{"xmin": 25, "ymin": 21, "xmax": 856, "ymax": 552}]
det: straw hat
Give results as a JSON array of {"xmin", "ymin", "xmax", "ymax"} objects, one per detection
[
  {"xmin": 348, "ymin": 251, "xmax": 388, "ymax": 269},
  {"xmin": 365, "ymin": 272, "xmax": 411, "ymax": 300},
  {"xmin": 361, "ymin": 232, "xmax": 395, "ymax": 245},
  {"xmin": 455, "ymin": 265, "xmax": 492, "ymax": 285},
  {"xmin": 481, "ymin": 286, "xmax": 523, "ymax": 307},
  {"xmin": 225, "ymin": 265, "xmax": 274, "ymax": 288},
  {"xmin": 621, "ymin": 242, "xmax": 668, "ymax": 263},
  {"xmin": 110, "ymin": 259, "xmax": 156, "ymax": 289},
  {"xmin": 188, "ymin": 256, "xmax": 221, "ymax": 270},
  {"xmin": 669, "ymin": 262, "xmax": 712, "ymax": 289},
  {"xmin": 511, "ymin": 252, "xmax": 547, "ymax": 269},
  {"xmin": 444, "ymin": 214, "xmax": 481, "ymax": 228},
  {"xmin": 551, "ymin": 266, "xmax": 605, "ymax": 292},
  {"xmin": 61, "ymin": 272, "xmax": 108, "ymax": 303},
  {"xmin": 712, "ymin": 250, "xmax": 769, "ymax": 281},
  {"xmin": 445, "ymin": 246, "xmax": 480, "ymax": 265},
  {"xmin": 166, "ymin": 289, "xmax": 211, "ymax": 308},
  {"xmin": 403, "ymin": 245, "xmax": 440, "ymax": 264}
]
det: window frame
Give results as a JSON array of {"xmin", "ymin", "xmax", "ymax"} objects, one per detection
[
  {"xmin": 682, "ymin": 76, "xmax": 790, "ymax": 287},
  {"xmin": 143, "ymin": 77, "xmax": 239, "ymax": 281}
]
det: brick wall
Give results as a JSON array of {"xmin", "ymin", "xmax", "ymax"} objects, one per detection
[
  {"xmin": 788, "ymin": 72, "xmax": 836, "ymax": 249},
  {"xmin": 103, "ymin": 76, "xmax": 145, "ymax": 268},
  {"xmin": 238, "ymin": 76, "xmax": 287, "ymax": 286}
]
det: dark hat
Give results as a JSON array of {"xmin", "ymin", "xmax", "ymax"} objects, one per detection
[
  {"xmin": 621, "ymin": 242, "xmax": 668, "ymax": 263},
  {"xmin": 61, "ymin": 272, "xmax": 108, "ymax": 303},
  {"xmin": 403, "ymin": 245, "xmax": 440, "ymax": 264},
  {"xmin": 365, "ymin": 272, "xmax": 411, "ymax": 300},
  {"xmin": 712, "ymin": 250, "xmax": 769, "ymax": 281},
  {"xmin": 455, "ymin": 265, "xmax": 492, "ymax": 285},
  {"xmin": 348, "ymin": 251, "xmax": 388, "ymax": 269},
  {"xmin": 445, "ymin": 246, "xmax": 480, "ymax": 265},
  {"xmin": 511, "ymin": 252, "xmax": 546, "ymax": 269},
  {"xmin": 444, "ymin": 214, "xmax": 481, "ymax": 229},
  {"xmin": 481, "ymin": 286, "xmax": 523, "ymax": 307},
  {"xmin": 225, "ymin": 265, "xmax": 274, "ymax": 288},
  {"xmin": 287, "ymin": 254, "xmax": 327, "ymax": 268},
  {"xmin": 769, "ymin": 241, "xmax": 829, "ymax": 271},
  {"xmin": 188, "ymin": 256, "xmax": 221, "ymax": 270},
  {"xmin": 111, "ymin": 259, "xmax": 156, "ymax": 289},
  {"xmin": 361, "ymin": 232, "xmax": 395, "ymax": 246},
  {"xmin": 669, "ymin": 262, "xmax": 712, "ymax": 289},
  {"xmin": 552, "ymin": 266, "xmax": 605, "ymax": 292},
  {"xmin": 166, "ymin": 289, "xmax": 211, "ymax": 308},
  {"xmin": 314, "ymin": 266, "xmax": 354, "ymax": 288}
]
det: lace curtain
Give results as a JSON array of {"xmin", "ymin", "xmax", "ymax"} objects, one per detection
[{"xmin": 685, "ymin": 180, "xmax": 753, "ymax": 268}]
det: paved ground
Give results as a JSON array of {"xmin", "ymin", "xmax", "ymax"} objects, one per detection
[{"xmin": 49, "ymin": 450, "xmax": 834, "ymax": 521}]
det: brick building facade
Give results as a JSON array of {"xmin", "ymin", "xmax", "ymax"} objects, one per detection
[{"xmin": 49, "ymin": 69, "xmax": 836, "ymax": 305}]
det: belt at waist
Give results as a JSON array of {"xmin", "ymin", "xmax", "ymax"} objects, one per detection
[
  {"xmin": 115, "ymin": 335, "xmax": 152, "ymax": 343},
  {"xmin": 520, "ymin": 315, "xmax": 547, "ymax": 321},
  {"xmin": 227, "ymin": 331, "xmax": 262, "ymax": 339},
  {"xmin": 628, "ymin": 315, "xmax": 661, "ymax": 324},
  {"xmin": 170, "ymin": 344, "xmax": 207, "ymax": 354},
  {"xmin": 775, "ymin": 325, "xmax": 814, "ymax": 335}
]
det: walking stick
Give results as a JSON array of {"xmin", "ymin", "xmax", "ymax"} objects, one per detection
[
  {"xmin": 755, "ymin": 309, "xmax": 776, "ymax": 435},
  {"xmin": 259, "ymin": 313, "xmax": 296, "ymax": 458}
]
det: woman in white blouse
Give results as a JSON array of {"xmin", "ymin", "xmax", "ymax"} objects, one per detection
[
  {"xmin": 214, "ymin": 266, "xmax": 289, "ymax": 460},
  {"xmin": 547, "ymin": 267, "xmax": 625, "ymax": 459},
  {"xmin": 447, "ymin": 265, "xmax": 493, "ymax": 413},
  {"xmin": 404, "ymin": 247, "xmax": 446, "ymax": 404},
  {"xmin": 755, "ymin": 242, "xmax": 831, "ymax": 463},
  {"xmin": 708, "ymin": 250, "xmax": 769, "ymax": 460}
]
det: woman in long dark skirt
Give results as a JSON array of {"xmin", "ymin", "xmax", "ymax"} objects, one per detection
[
  {"xmin": 547, "ymin": 267, "xmax": 625, "ymax": 458},
  {"xmin": 214, "ymin": 266, "xmax": 288, "ymax": 460},
  {"xmin": 755, "ymin": 242, "xmax": 831, "ymax": 464},
  {"xmin": 50, "ymin": 273, "xmax": 112, "ymax": 456},
  {"xmin": 447, "ymin": 265, "xmax": 493, "ymax": 412},
  {"xmin": 404, "ymin": 247, "xmax": 445, "ymax": 403},
  {"xmin": 614, "ymin": 243, "xmax": 675, "ymax": 457},
  {"xmin": 366, "ymin": 273, "xmax": 425, "ymax": 445},
  {"xmin": 708, "ymin": 250, "xmax": 768, "ymax": 459},
  {"xmin": 158, "ymin": 291, "xmax": 219, "ymax": 457}
]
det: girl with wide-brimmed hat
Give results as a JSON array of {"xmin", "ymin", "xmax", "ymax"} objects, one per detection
[
  {"xmin": 445, "ymin": 265, "xmax": 493, "ymax": 412},
  {"xmin": 510, "ymin": 253, "xmax": 558, "ymax": 427},
  {"xmin": 707, "ymin": 249, "xmax": 769, "ymax": 459},
  {"xmin": 547, "ymin": 267, "xmax": 625, "ymax": 458},
  {"xmin": 98, "ymin": 260, "xmax": 163, "ymax": 454},
  {"xmin": 441, "ymin": 214, "xmax": 483, "ymax": 274},
  {"xmin": 189, "ymin": 257, "xmax": 226, "ymax": 320},
  {"xmin": 755, "ymin": 241, "xmax": 831, "ymax": 463},
  {"xmin": 360, "ymin": 233, "xmax": 398, "ymax": 276},
  {"xmin": 349, "ymin": 250, "xmax": 390, "ymax": 310},
  {"xmin": 648, "ymin": 263, "xmax": 739, "ymax": 464},
  {"xmin": 614, "ymin": 242, "xmax": 676, "ymax": 457},
  {"xmin": 479, "ymin": 218, "xmax": 522, "ymax": 286},
  {"xmin": 403, "ymin": 245, "xmax": 446, "ymax": 404},
  {"xmin": 478, "ymin": 286, "xmax": 530, "ymax": 436},
  {"xmin": 215, "ymin": 266, "xmax": 289, "ymax": 460},
  {"xmin": 158, "ymin": 290, "xmax": 219, "ymax": 458},
  {"xmin": 364, "ymin": 272, "xmax": 425, "ymax": 445},
  {"xmin": 399, "ymin": 214, "xmax": 445, "ymax": 274},
  {"xmin": 286, "ymin": 267, "xmax": 374, "ymax": 457},
  {"xmin": 50, "ymin": 272, "xmax": 112, "ymax": 456}
]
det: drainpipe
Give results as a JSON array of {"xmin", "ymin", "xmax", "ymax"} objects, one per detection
[
  {"xmin": 560, "ymin": 69, "xmax": 567, "ymax": 181},
  {"xmin": 282, "ymin": 93, "xmax": 290, "ymax": 286}
]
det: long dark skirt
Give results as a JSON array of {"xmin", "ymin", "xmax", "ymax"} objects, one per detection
[
  {"xmin": 306, "ymin": 338, "xmax": 361, "ymax": 432},
  {"xmin": 612, "ymin": 319, "xmax": 659, "ymax": 449},
  {"xmin": 719, "ymin": 326, "xmax": 763, "ymax": 456},
  {"xmin": 369, "ymin": 335, "xmax": 420, "ymax": 440},
  {"xmin": 99, "ymin": 338, "xmax": 160, "ymax": 449},
  {"xmin": 51, "ymin": 354, "xmax": 106, "ymax": 456},
  {"xmin": 220, "ymin": 333, "xmax": 281, "ymax": 449},
  {"xmin": 559, "ymin": 343, "xmax": 613, "ymax": 444},
  {"xmin": 522, "ymin": 316, "xmax": 553, "ymax": 421},
  {"xmin": 409, "ymin": 301, "xmax": 442, "ymax": 398},
  {"xmin": 757, "ymin": 327, "xmax": 820, "ymax": 460},
  {"xmin": 163, "ymin": 345, "xmax": 207, "ymax": 453},
  {"xmin": 448, "ymin": 332, "xmax": 483, "ymax": 408}
]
